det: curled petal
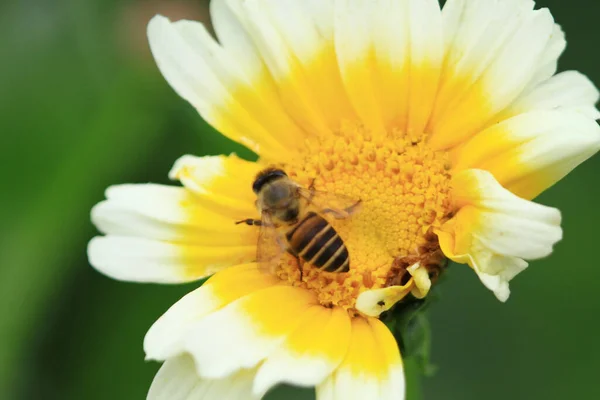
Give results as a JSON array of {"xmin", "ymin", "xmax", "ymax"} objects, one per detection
[
  {"xmin": 436, "ymin": 169, "xmax": 562, "ymax": 301},
  {"xmin": 356, "ymin": 263, "xmax": 430, "ymax": 317}
]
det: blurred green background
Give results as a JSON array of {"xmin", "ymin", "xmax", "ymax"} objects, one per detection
[{"xmin": 1, "ymin": 0, "xmax": 599, "ymax": 399}]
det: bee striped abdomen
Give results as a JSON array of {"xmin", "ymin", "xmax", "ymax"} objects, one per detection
[{"xmin": 285, "ymin": 212, "xmax": 350, "ymax": 273}]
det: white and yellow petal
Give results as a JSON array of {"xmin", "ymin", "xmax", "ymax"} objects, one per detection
[
  {"xmin": 88, "ymin": 236, "xmax": 255, "ymax": 284},
  {"xmin": 145, "ymin": 262, "xmax": 320, "ymax": 380},
  {"xmin": 144, "ymin": 263, "xmax": 278, "ymax": 360},
  {"xmin": 227, "ymin": 0, "xmax": 356, "ymax": 135},
  {"xmin": 148, "ymin": 354, "xmax": 259, "ymax": 400},
  {"xmin": 253, "ymin": 305, "xmax": 351, "ymax": 397},
  {"xmin": 334, "ymin": 0, "xmax": 443, "ymax": 136},
  {"xmin": 182, "ymin": 285, "xmax": 317, "ymax": 379},
  {"xmin": 147, "ymin": 13, "xmax": 306, "ymax": 159},
  {"xmin": 317, "ymin": 318, "xmax": 404, "ymax": 400},
  {"xmin": 451, "ymin": 110, "xmax": 600, "ymax": 200},
  {"xmin": 88, "ymin": 155, "xmax": 259, "ymax": 283},
  {"xmin": 436, "ymin": 169, "xmax": 562, "ymax": 301},
  {"xmin": 429, "ymin": 0, "xmax": 557, "ymax": 149}
]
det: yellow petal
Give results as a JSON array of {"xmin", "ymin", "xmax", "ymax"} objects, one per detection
[
  {"xmin": 407, "ymin": 263, "xmax": 431, "ymax": 299},
  {"xmin": 356, "ymin": 284, "xmax": 412, "ymax": 318},
  {"xmin": 169, "ymin": 154, "xmax": 261, "ymax": 218}
]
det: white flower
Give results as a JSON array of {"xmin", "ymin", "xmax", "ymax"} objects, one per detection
[{"xmin": 88, "ymin": 0, "xmax": 599, "ymax": 399}]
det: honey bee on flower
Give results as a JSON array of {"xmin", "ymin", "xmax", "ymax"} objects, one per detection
[
  {"xmin": 88, "ymin": 0, "xmax": 600, "ymax": 399},
  {"xmin": 237, "ymin": 167, "xmax": 361, "ymax": 278}
]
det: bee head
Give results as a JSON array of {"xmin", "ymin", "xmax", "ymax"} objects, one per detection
[{"xmin": 252, "ymin": 168, "xmax": 288, "ymax": 194}]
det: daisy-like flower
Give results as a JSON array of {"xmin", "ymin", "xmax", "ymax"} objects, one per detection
[{"xmin": 88, "ymin": 0, "xmax": 600, "ymax": 398}]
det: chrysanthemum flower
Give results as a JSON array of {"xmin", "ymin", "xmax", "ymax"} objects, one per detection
[{"xmin": 88, "ymin": 0, "xmax": 600, "ymax": 398}]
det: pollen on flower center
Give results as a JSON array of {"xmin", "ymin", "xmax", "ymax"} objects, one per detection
[{"xmin": 274, "ymin": 123, "xmax": 453, "ymax": 312}]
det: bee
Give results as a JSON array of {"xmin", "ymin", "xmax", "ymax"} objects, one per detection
[{"xmin": 236, "ymin": 168, "xmax": 361, "ymax": 275}]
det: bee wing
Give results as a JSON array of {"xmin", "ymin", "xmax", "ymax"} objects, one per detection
[
  {"xmin": 256, "ymin": 211, "xmax": 287, "ymax": 275},
  {"xmin": 297, "ymin": 187, "xmax": 362, "ymax": 219}
]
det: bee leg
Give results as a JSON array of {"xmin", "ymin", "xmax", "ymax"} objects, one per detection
[
  {"xmin": 305, "ymin": 179, "xmax": 317, "ymax": 205},
  {"xmin": 235, "ymin": 218, "xmax": 262, "ymax": 226},
  {"xmin": 285, "ymin": 249, "xmax": 304, "ymax": 281},
  {"xmin": 321, "ymin": 208, "xmax": 346, "ymax": 218},
  {"xmin": 346, "ymin": 199, "xmax": 362, "ymax": 214},
  {"xmin": 297, "ymin": 258, "xmax": 304, "ymax": 282},
  {"xmin": 322, "ymin": 200, "xmax": 362, "ymax": 219}
]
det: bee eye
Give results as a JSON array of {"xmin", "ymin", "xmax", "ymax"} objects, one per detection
[{"xmin": 253, "ymin": 169, "xmax": 288, "ymax": 193}]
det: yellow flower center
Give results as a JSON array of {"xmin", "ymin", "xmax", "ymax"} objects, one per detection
[{"xmin": 274, "ymin": 123, "xmax": 453, "ymax": 313}]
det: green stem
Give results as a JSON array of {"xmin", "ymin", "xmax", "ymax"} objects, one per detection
[{"xmin": 405, "ymin": 357, "xmax": 424, "ymax": 400}]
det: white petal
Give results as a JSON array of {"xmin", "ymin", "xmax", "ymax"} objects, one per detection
[
  {"xmin": 148, "ymin": 354, "xmax": 259, "ymax": 400},
  {"xmin": 437, "ymin": 169, "xmax": 562, "ymax": 301},
  {"xmin": 91, "ymin": 184, "xmax": 254, "ymax": 245},
  {"xmin": 88, "ymin": 236, "xmax": 254, "ymax": 284},
  {"xmin": 504, "ymin": 71, "xmax": 600, "ymax": 120},
  {"xmin": 209, "ymin": 0, "xmax": 265, "ymax": 80},
  {"xmin": 91, "ymin": 185, "xmax": 188, "ymax": 242},
  {"xmin": 475, "ymin": 256, "xmax": 528, "ymax": 302},
  {"xmin": 404, "ymin": 0, "xmax": 444, "ymax": 134},
  {"xmin": 525, "ymin": 23, "xmax": 566, "ymax": 89}
]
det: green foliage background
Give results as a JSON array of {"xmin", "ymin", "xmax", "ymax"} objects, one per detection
[{"xmin": 1, "ymin": 0, "xmax": 598, "ymax": 399}]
